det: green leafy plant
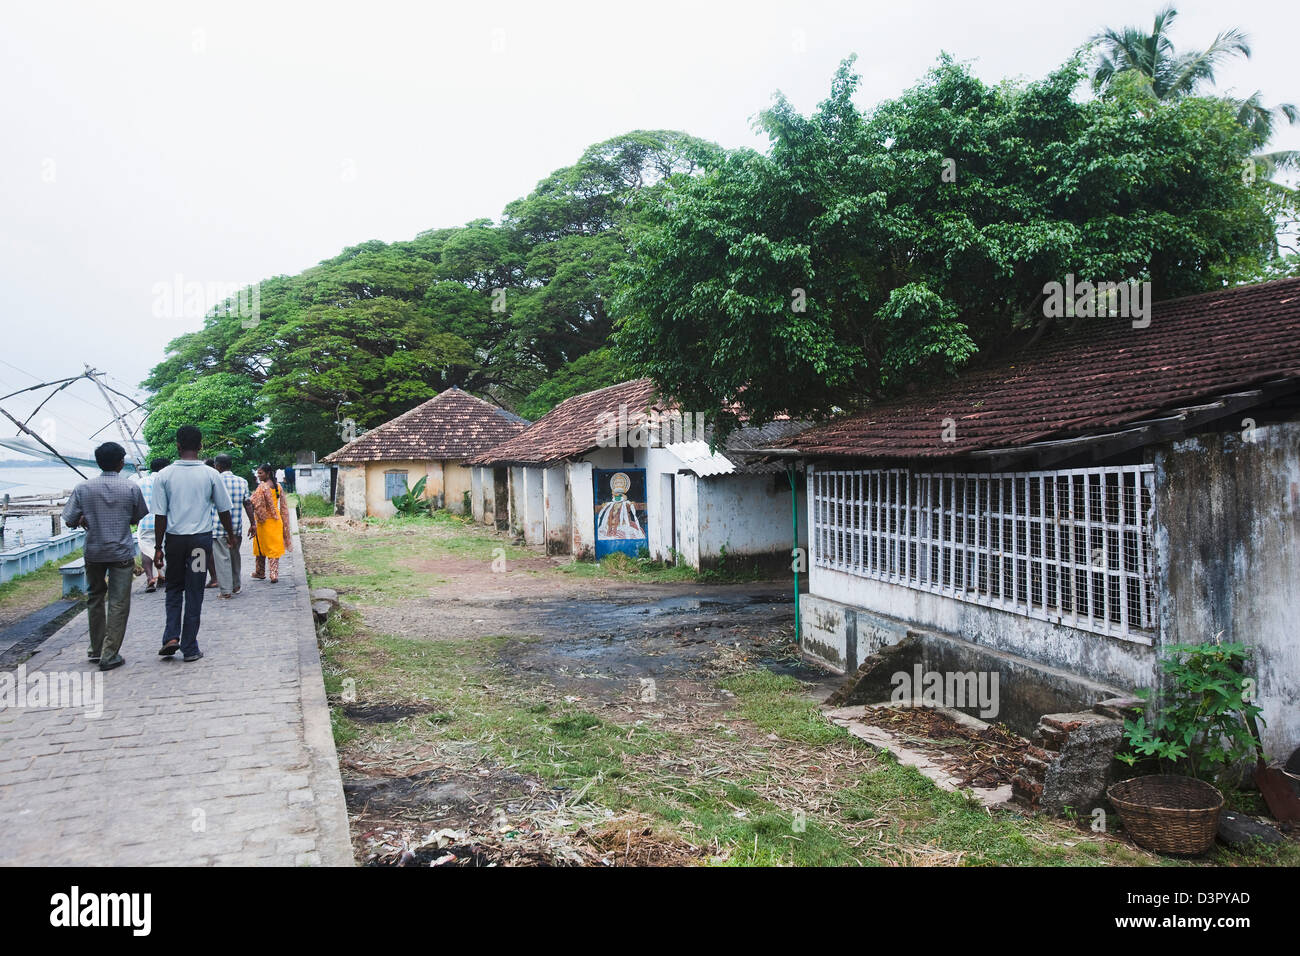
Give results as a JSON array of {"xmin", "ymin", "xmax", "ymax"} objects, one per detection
[
  {"xmin": 390, "ymin": 475, "xmax": 431, "ymax": 517},
  {"xmin": 1117, "ymin": 640, "xmax": 1265, "ymax": 780}
]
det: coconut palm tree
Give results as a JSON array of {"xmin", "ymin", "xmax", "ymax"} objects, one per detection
[
  {"xmin": 1091, "ymin": 5, "xmax": 1250, "ymax": 101},
  {"xmin": 1090, "ymin": 5, "xmax": 1296, "ymax": 172}
]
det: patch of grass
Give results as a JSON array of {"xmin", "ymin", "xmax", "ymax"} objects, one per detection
[
  {"xmin": 304, "ymin": 515, "xmax": 536, "ymax": 603},
  {"xmin": 294, "ymin": 493, "xmax": 334, "ymax": 517},
  {"xmin": 559, "ymin": 549, "xmax": 780, "ymax": 585},
  {"xmin": 0, "ymin": 546, "xmax": 84, "ymax": 628},
  {"xmin": 719, "ymin": 669, "xmax": 847, "ymax": 745},
  {"xmin": 559, "ymin": 551, "xmax": 701, "ymax": 583}
]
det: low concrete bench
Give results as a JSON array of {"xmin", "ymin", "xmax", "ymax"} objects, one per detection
[{"xmin": 60, "ymin": 558, "xmax": 87, "ymax": 598}]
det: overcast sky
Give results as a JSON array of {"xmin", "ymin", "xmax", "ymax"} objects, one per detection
[{"xmin": 2, "ymin": 0, "xmax": 1297, "ymax": 455}]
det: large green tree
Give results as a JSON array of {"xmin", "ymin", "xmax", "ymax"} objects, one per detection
[
  {"xmin": 142, "ymin": 131, "xmax": 721, "ymax": 458},
  {"xmin": 142, "ymin": 373, "xmax": 262, "ymax": 476},
  {"xmin": 1090, "ymin": 5, "xmax": 1298, "ymax": 177},
  {"xmin": 613, "ymin": 55, "xmax": 1282, "ymax": 432}
]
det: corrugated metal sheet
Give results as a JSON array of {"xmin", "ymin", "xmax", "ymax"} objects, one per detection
[{"xmin": 666, "ymin": 441, "xmax": 735, "ymax": 476}]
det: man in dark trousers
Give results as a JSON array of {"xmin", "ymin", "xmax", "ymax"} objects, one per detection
[
  {"xmin": 62, "ymin": 441, "xmax": 148, "ymax": 671},
  {"xmin": 152, "ymin": 425, "xmax": 237, "ymax": 662}
]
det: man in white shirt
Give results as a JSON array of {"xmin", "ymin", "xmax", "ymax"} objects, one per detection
[{"xmin": 152, "ymin": 425, "xmax": 237, "ymax": 663}]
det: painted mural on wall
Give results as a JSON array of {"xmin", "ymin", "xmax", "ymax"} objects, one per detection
[{"xmin": 593, "ymin": 468, "xmax": 648, "ymax": 558}]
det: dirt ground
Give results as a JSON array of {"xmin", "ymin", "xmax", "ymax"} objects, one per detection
[{"xmin": 300, "ymin": 514, "xmax": 1293, "ymax": 868}]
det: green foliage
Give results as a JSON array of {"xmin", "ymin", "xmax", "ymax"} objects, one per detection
[
  {"xmin": 516, "ymin": 347, "xmax": 629, "ymax": 420},
  {"xmin": 613, "ymin": 55, "xmax": 1281, "ymax": 434},
  {"xmin": 1117, "ymin": 641, "xmax": 1265, "ymax": 780},
  {"xmin": 295, "ymin": 493, "xmax": 334, "ymax": 517},
  {"xmin": 142, "ymin": 131, "xmax": 721, "ymax": 461},
  {"xmin": 142, "ymin": 372, "xmax": 262, "ymax": 475},
  {"xmin": 389, "ymin": 475, "xmax": 431, "ymax": 517}
]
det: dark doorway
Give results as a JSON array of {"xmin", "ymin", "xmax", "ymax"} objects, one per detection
[{"xmin": 493, "ymin": 468, "xmax": 509, "ymax": 531}]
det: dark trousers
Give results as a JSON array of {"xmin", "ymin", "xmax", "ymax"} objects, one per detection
[
  {"xmin": 85, "ymin": 559, "xmax": 134, "ymax": 661},
  {"xmin": 162, "ymin": 532, "xmax": 212, "ymax": 656}
]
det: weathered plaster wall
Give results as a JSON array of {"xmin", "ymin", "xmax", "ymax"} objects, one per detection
[
  {"xmin": 508, "ymin": 467, "xmax": 525, "ymax": 537},
  {"xmin": 339, "ymin": 464, "xmax": 366, "ymax": 520},
  {"xmin": 470, "ymin": 467, "xmax": 485, "ymax": 523},
  {"xmin": 695, "ymin": 473, "xmax": 807, "ymax": 569},
  {"xmin": 443, "ymin": 462, "xmax": 473, "ymax": 515},
  {"xmin": 360, "ymin": 459, "xmax": 442, "ymax": 518},
  {"xmin": 1154, "ymin": 419, "xmax": 1300, "ymax": 761},
  {"xmin": 567, "ymin": 461, "xmax": 596, "ymax": 557},
  {"xmin": 807, "ymin": 565, "xmax": 1156, "ymax": 690},
  {"xmin": 674, "ymin": 473, "xmax": 700, "ymax": 568},
  {"xmin": 521, "ymin": 467, "xmax": 545, "ymax": 546},
  {"xmin": 543, "ymin": 466, "xmax": 570, "ymax": 554}
]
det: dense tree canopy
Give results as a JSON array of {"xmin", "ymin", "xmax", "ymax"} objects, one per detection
[
  {"xmin": 143, "ymin": 131, "xmax": 722, "ymax": 459},
  {"xmin": 144, "ymin": 22, "xmax": 1297, "ymax": 456},
  {"xmin": 142, "ymin": 373, "xmax": 262, "ymax": 476},
  {"xmin": 612, "ymin": 54, "xmax": 1287, "ymax": 432}
]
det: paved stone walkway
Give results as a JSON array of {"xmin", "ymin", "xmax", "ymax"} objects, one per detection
[{"xmin": 0, "ymin": 515, "xmax": 352, "ymax": 865}]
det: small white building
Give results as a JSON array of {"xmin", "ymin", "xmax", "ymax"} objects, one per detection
[
  {"xmin": 468, "ymin": 379, "xmax": 809, "ymax": 571},
  {"xmin": 322, "ymin": 388, "xmax": 528, "ymax": 519}
]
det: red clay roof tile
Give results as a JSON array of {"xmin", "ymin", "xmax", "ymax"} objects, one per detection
[
  {"xmin": 322, "ymin": 388, "xmax": 528, "ymax": 463},
  {"xmin": 470, "ymin": 378, "xmax": 661, "ymax": 465},
  {"xmin": 786, "ymin": 277, "xmax": 1300, "ymax": 459}
]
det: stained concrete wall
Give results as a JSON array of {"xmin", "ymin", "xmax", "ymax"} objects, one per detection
[
  {"xmin": 802, "ymin": 595, "xmax": 1126, "ymax": 735},
  {"xmin": 807, "ymin": 564, "xmax": 1157, "ymax": 690},
  {"xmin": 508, "ymin": 467, "xmax": 525, "ymax": 537},
  {"xmin": 443, "ymin": 463, "xmax": 473, "ymax": 515},
  {"xmin": 521, "ymin": 467, "xmax": 545, "ymax": 546},
  {"xmin": 470, "ymin": 467, "xmax": 485, "ymax": 523},
  {"xmin": 567, "ymin": 460, "xmax": 596, "ymax": 557},
  {"xmin": 342, "ymin": 459, "xmax": 473, "ymax": 518},
  {"xmin": 695, "ymin": 473, "xmax": 807, "ymax": 570},
  {"xmin": 338, "ymin": 464, "xmax": 366, "ymax": 520},
  {"xmin": 674, "ymin": 473, "xmax": 700, "ymax": 568},
  {"xmin": 1154, "ymin": 419, "xmax": 1300, "ymax": 761},
  {"xmin": 543, "ymin": 466, "xmax": 570, "ymax": 554}
]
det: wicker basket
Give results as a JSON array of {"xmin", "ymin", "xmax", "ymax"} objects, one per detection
[{"xmin": 1108, "ymin": 775, "xmax": 1224, "ymax": 855}]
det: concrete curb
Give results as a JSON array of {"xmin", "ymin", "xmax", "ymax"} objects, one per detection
[{"xmin": 286, "ymin": 509, "xmax": 355, "ymax": 866}]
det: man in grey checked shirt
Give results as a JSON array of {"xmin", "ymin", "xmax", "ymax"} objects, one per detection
[
  {"xmin": 62, "ymin": 441, "xmax": 149, "ymax": 671},
  {"xmin": 211, "ymin": 454, "xmax": 254, "ymax": 598}
]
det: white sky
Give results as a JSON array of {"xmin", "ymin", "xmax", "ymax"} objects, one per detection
[{"xmin": 1, "ymin": 0, "xmax": 1297, "ymax": 455}]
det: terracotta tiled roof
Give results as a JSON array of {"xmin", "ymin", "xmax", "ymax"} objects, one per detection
[
  {"xmin": 786, "ymin": 277, "xmax": 1300, "ymax": 459},
  {"xmin": 470, "ymin": 378, "xmax": 661, "ymax": 465},
  {"xmin": 322, "ymin": 388, "xmax": 528, "ymax": 464}
]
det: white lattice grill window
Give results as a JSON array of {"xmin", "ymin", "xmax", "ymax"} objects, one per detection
[{"xmin": 810, "ymin": 466, "xmax": 1157, "ymax": 641}]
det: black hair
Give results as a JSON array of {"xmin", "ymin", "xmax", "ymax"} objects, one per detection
[
  {"xmin": 204, "ymin": 458, "xmax": 216, "ymax": 468},
  {"xmin": 150, "ymin": 456, "xmax": 170, "ymax": 472},
  {"xmin": 257, "ymin": 462, "xmax": 280, "ymax": 493},
  {"xmin": 214, "ymin": 454, "xmax": 233, "ymax": 471},
  {"xmin": 176, "ymin": 425, "xmax": 202, "ymax": 453},
  {"xmin": 94, "ymin": 442, "xmax": 126, "ymax": 471}
]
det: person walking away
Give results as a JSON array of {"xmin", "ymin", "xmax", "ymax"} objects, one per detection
[
  {"xmin": 61, "ymin": 442, "xmax": 148, "ymax": 671},
  {"xmin": 212, "ymin": 454, "xmax": 253, "ymax": 599},
  {"xmin": 284, "ymin": 463, "xmax": 295, "ymax": 494},
  {"xmin": 135, "ymin": 456, "xmax": 170, "ymax": 592},
  {"xmin": 201, "ymin": 458, "xmax": 220, "ymax": 588},
  {"xmin": 152, "ymin": 426, "xmax": 237, "ymax": 662},
  {"xmin": 249, "ymin": 463, "xmax": 292, "ymax": 583}
]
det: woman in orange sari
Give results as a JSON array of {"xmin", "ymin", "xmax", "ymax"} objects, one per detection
[{"xmin": 248, "ymin": 463, "xmax": 292, "ymax": 582}]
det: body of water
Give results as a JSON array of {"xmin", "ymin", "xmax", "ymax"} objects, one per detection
[{"xmin": 0, "ymin": 462, "xmax": 90, "ymax": 548}]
